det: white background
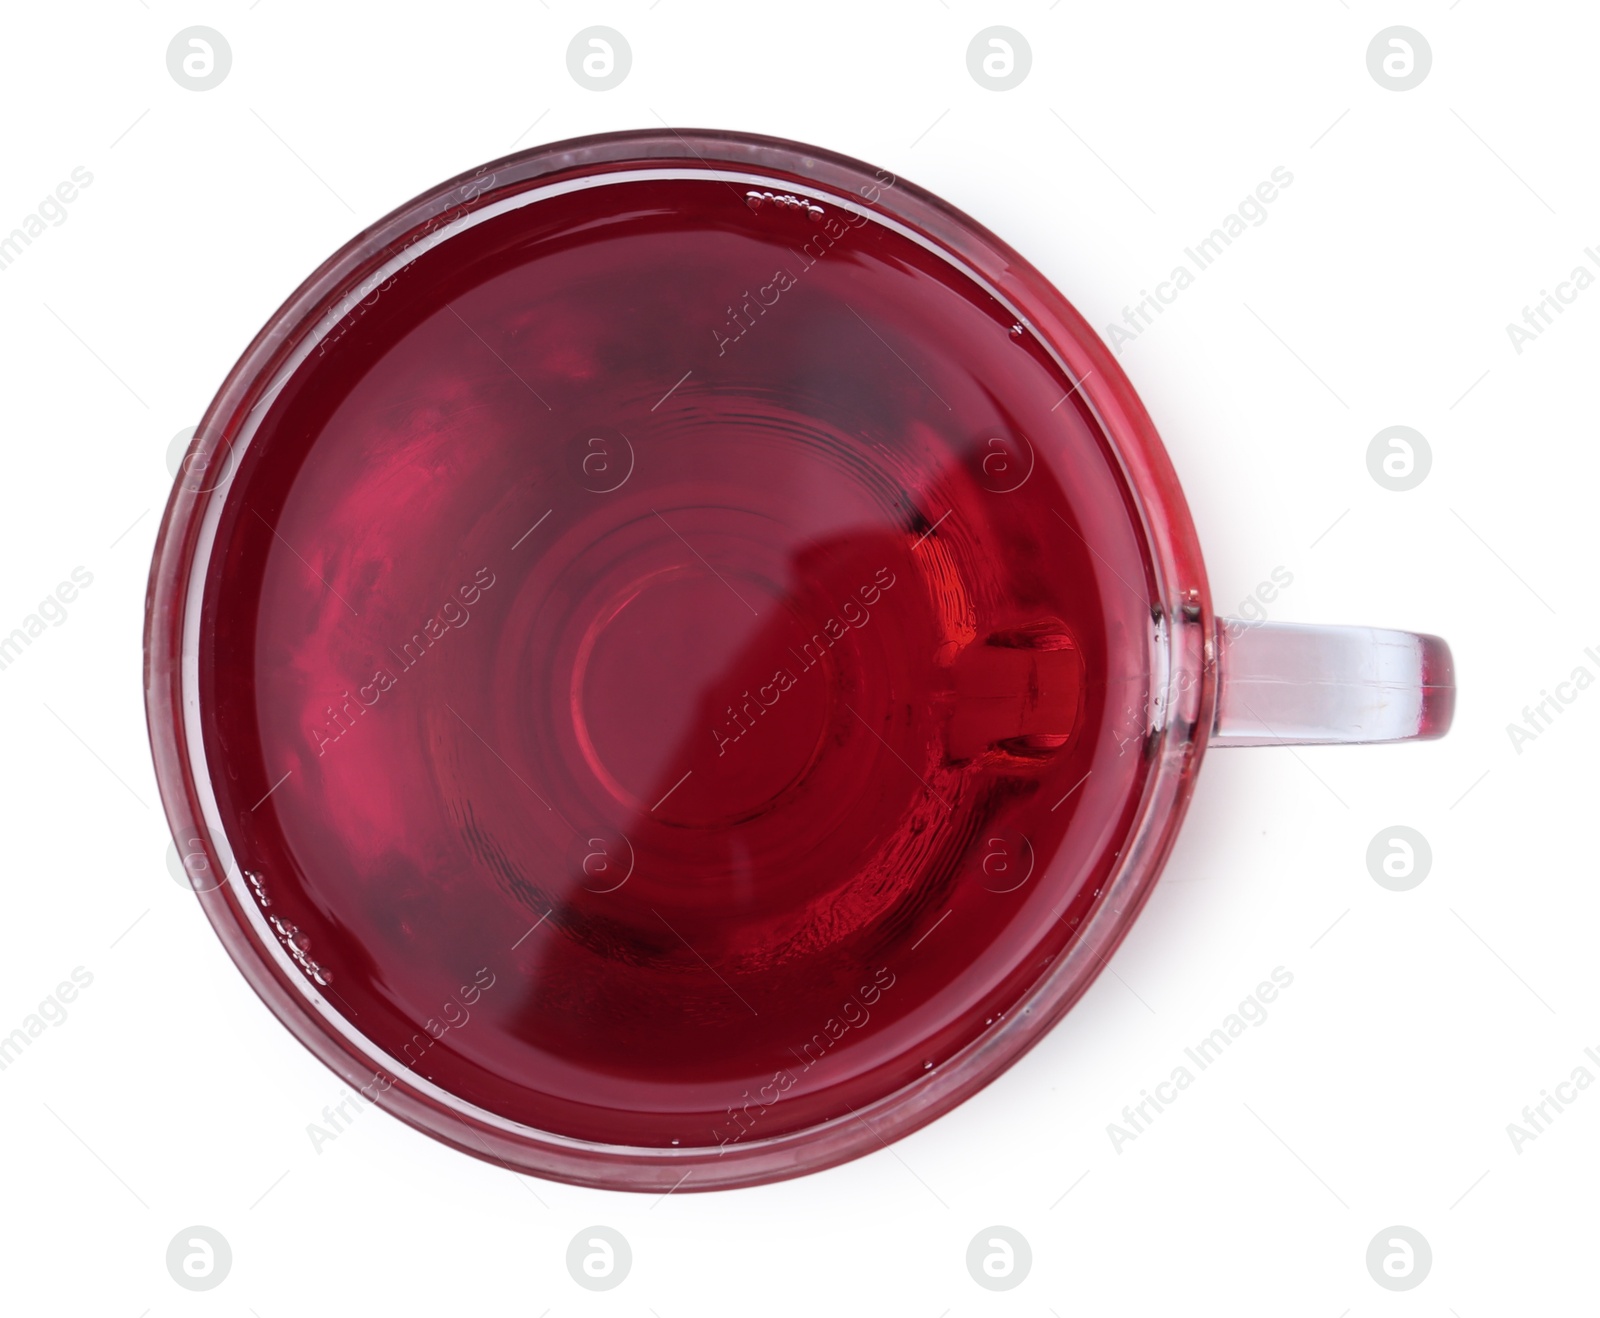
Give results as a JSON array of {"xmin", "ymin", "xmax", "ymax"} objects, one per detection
[{"xmin": 0, "ymin": 1, "xmax": 1592, "ymax": 1313}]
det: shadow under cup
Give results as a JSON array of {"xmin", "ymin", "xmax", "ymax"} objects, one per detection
[{"xmin": 146, "ymin": 131, "xmax": 1216, "ymax": 1190}]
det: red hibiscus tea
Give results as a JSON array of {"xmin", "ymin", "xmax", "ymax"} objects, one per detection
[{"xmin": 195, "ymin": 169, "xmax": 1157, "ymax": 1149}]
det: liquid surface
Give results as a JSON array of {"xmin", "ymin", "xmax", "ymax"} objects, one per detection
[{"xmin": 202, "ymin": 174, "xmax": 1155, "ymax": 1147}]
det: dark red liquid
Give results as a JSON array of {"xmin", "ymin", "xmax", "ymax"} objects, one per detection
[{"xmin": 202, "ymin": 173, "xmax": 1155, "ymax": 1147}]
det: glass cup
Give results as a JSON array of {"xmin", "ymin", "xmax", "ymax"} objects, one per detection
[{"xmin": 145, "ymin": 130, "xmax": 1454, "ymax": 1191}]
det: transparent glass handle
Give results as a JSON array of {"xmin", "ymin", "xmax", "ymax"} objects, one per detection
[{"xmin": 1211, "ymin": 620, "xmax": 1455, "ymax": 747}]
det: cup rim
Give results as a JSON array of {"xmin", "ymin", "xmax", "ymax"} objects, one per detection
[{"xmin": 144, "ymin": 127, "xmax": 1217, "ymax": 1191}]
